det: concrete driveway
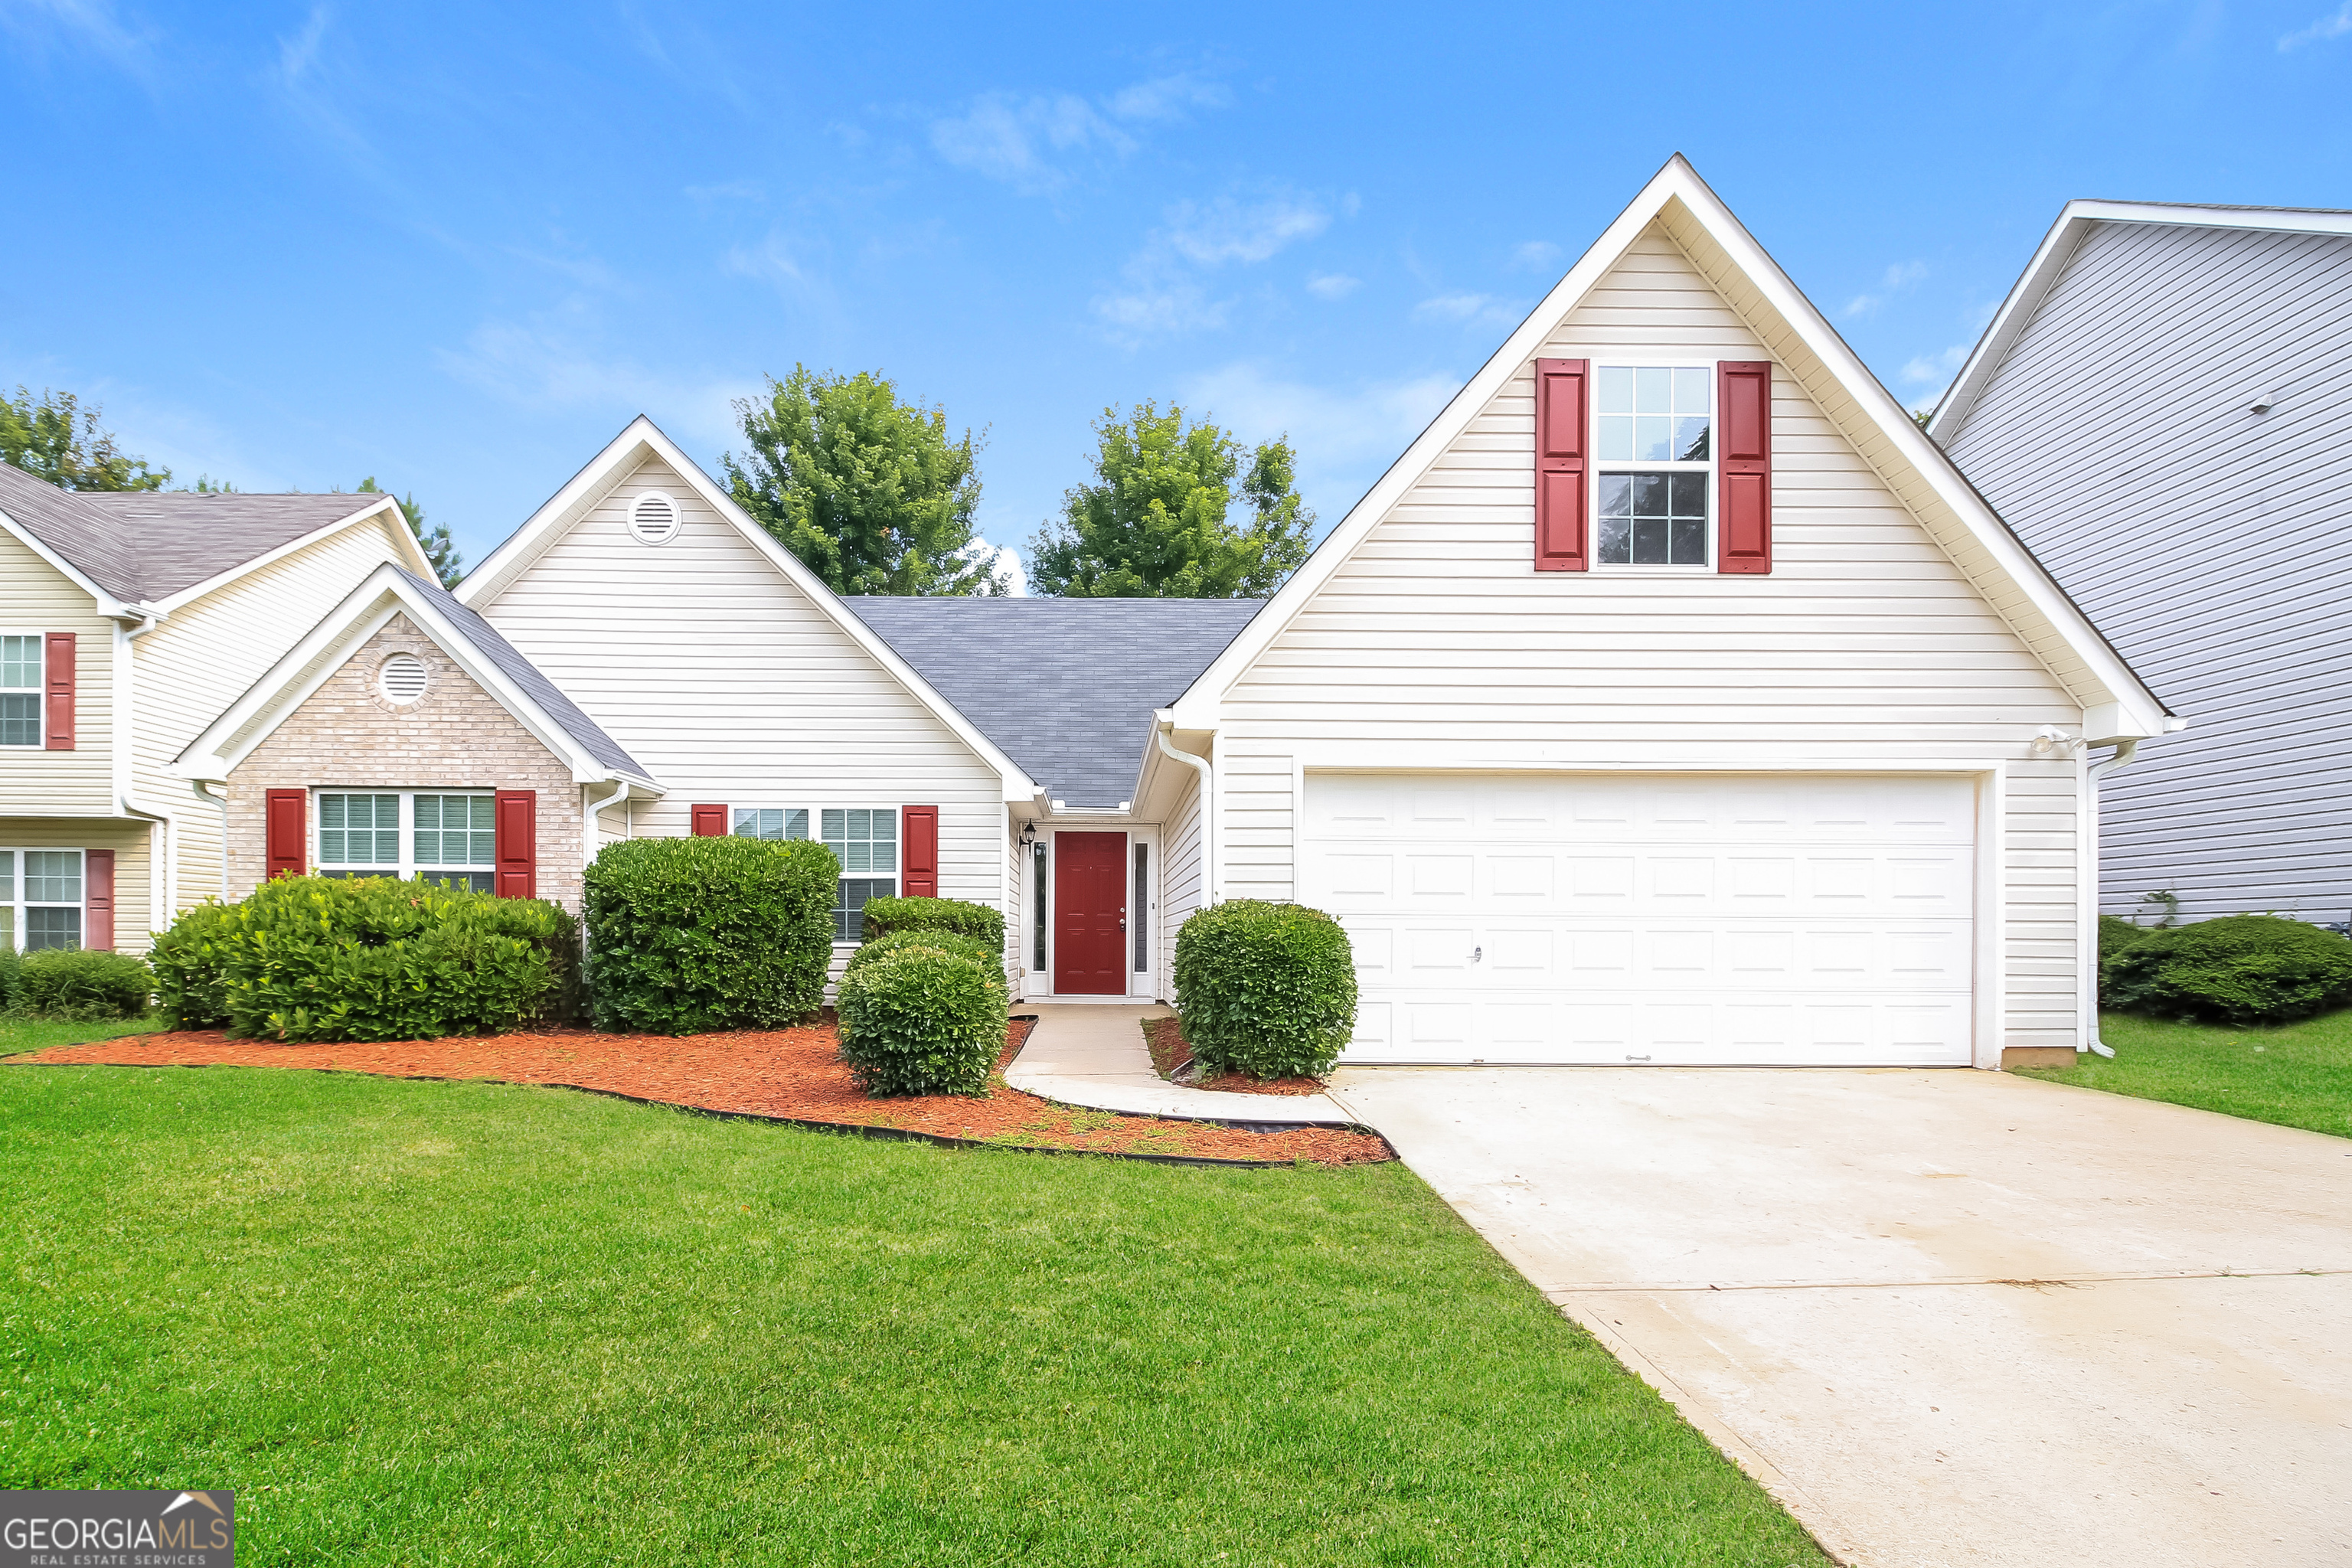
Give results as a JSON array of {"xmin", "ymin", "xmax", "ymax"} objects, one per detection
[{"xmin": 1323, "ymin": 1066, "xmax": 2352, "ymax": 1568}]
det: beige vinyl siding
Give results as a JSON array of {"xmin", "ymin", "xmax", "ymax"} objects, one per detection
[
  {"xmin": 129, "ymin": 511, "xmax": 418, "ymax": 916},
  {"xmin": 0, "ymin": 817, "xmax": 152, "ymax": 952},
  {"xmin": 0, "ymin": 533, "xmax": 114, "ymax": 814},
  {"xmin": 475, "ymin": 456, "xmax": 1008, "ymax": 935},
  {"xmin": 1216, "ymin": 223, "xmax": 2086, "ymax": 1055}
]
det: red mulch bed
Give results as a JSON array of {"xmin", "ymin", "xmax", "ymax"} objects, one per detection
[
  {"xmin": 11, "ymin": 1016, "xmax": 1391, "ymax": 1167},
  {"xmin": 1142, "ymin": 1016, "xmax": 1329, "ymax": 1097}
]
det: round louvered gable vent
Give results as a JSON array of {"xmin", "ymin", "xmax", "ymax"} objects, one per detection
[
  {"xmin": 378, "ymin": 652, "xmax": 428, "ymax": 704},
  {"xmin": 628, "ymin": 492, "xmax": 681, "ymax": 545}
]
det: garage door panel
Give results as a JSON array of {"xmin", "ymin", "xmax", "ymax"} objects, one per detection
[{"xmin": 1312, "ymin": 772, "xmax": 1975, "ymax": 1067}]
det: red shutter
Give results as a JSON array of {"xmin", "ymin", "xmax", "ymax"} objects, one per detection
[
  {"xmin": 83, "ymin": 848, "xmax": 114, "ymax": 951},
  {"xmin": 494, "ymin": 789, "xmax": 537, "ymax": 898},
  {"xmin": 1717, "ymin": 361, "xmax": 1772, "ymax": 575},
  {"xmin": 902, "ymin": 805, "xmax": 939, "ymax": 898},
  {"xmin": 690, "ymin": 804, "xmax": 728, "ymax": 837},
  {"xmin": 44, "ymin": 632, "xmax": 74, "ymax": 750},
  {"xmin": 264, "ymin": 789, "xmax": 306, "ymax": 880},
  {"xmin": 1534, "ymin": 358, "xmax": 1589, "ymax": 571}
]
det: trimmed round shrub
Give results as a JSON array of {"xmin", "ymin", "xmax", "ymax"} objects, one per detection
[
  {"xmin": 2102, "ymin": 914, "xmax": 2352, "ymax": 1025},
  {"xmin": 17, "ymin": 949, "xmax": 155, "ymax": 1020},
  {"xmin": 150, "ymin": 899, "xmax": 239, "ymax": 1030},
  {"xmin": 150, "ymin": 876, "xmax": 579, "ymax": 1041},
  {"xmin": 860, "ymin": 894, "xmax": 1005, "ymax": 954},
  {"xmin": 841, "ymin": 927, "xmax": 999, "ymax": 980},
  {"xmin": 585, "ymin": 836, "xmax": 838, "ymax": 1034},
  {"xmin": 2098, "ymin": 913, "xmax": 2150, "ymax": 966},
  {"xmin": 1173, "ymin": 900, "xmax": 1357, "ymax": 1080},
  {"xmin": 835, "ymin": 946, "xmax": 1006, "ymax": 1097}
]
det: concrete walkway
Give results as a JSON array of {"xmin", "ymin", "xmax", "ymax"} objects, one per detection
[
  {"xmin": 1329, "ymin": 1063, "xmax": 2352, "ymax": 1568},
  {"xmin": 1007, "ymin": 1004, "xmax": 1360, "ymax": 1125}
]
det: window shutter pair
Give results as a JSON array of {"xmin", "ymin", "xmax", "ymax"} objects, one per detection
[
  {"xmin": 45, "ymin": 632, "xmax": 74, "ymax": 750},
  {"xmin": 1531, "ymin": 358, "xmax": 1772, "ymax": 573},
  {"xmin": 690, "ymin": 803, "xmax": 939, "ymax": 895},
  {"xmin": 260, "ymin": 789, "xmax": 537, "ymax": 897}
]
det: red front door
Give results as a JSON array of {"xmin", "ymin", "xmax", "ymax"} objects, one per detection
[{"xmin": 1053, "ymin": 832, "xmax": 1128, "ymax": 995}]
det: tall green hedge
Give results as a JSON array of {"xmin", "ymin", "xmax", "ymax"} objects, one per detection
[
  {"xmin": 860, "ymin": 895, "xmax": 1004, "ymax": 953},
  {"xmin": 835, "ymin": 946, "xmax": 1006, "ymax": 1096},
  {"xmin": 584, "ymin": 836, "xmax": 838, "ymax": 1034},
  {"xmin": 2101, "ymin": 913, "xmax": 2352, "ymax": 1025},
  {"xmin": 149, "ymin": 876, "xmax": 577, "ymax": 1040},
  {"xmin": 1173, "ymin": 900, "xmax": 1358, "ymax": 1080}
]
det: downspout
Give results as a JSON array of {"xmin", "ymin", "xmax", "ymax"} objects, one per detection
[
  {"xmin": 2079, "ymin": 739, "xmax": 2141, "ymax": 1058},
  {"xmin": 116, "ymin": 612, "xmax": 168, "ymax": 941},
  {"xmin": 193, "ymin": 781, "xmax": 229, "ymax": 901},
  {"xmin": 1153, "ymin": 720, "xmax": 1216, "ymax": 907}
]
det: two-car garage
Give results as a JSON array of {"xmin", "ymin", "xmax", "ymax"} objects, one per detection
[{"xmin": 1300, "ymin": 772, "xmax": 1978, "ymax": 1067}]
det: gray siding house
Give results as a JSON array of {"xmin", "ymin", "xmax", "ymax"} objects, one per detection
[{"xmin": 1931, "ymin": 200, "xmax": 2352, "ymax": 924}]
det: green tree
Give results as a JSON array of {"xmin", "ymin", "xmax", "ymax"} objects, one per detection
[
  {"xmin": 723, "ymin": 366, "xmax": 1004, "ymax": 596},
  {"xmin": 0, "ymin": 386, "xmax": 170, "ymax": 491},
  {"xmin": 358, "ymin": 477, "xmax": 461, "ymax": 589},
  {"xmin": 1026, "ymin": 403, "xmax": 1314, "ymax": 599}
]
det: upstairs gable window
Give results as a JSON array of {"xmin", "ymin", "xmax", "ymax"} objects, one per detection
[
  {"xmin": 1595, "ymin": 365, "xmax": 1712, "ymax": 567},
  {"xmin": 1, "ymin": 636, "xmax": 41, "ymax": 746}
]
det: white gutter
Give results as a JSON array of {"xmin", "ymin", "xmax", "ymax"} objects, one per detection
[
  {"xmin": 1153, "ymin": 717, "xmax": 1216, "ymax": 906},
  {"xmin": 2079, "ymin": 739, "xmax": 2142, "ymax": 1057}
]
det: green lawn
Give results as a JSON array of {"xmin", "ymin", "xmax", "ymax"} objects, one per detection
[
  {"xmin": 0, "ymin": 1065, "xmax": 1823, "ymax": 1566},
  {"xmin": 0, "ymin": 1014, "xmax": 166, "ymax": 1054},
  {"xmin": 2015, "ymin": 1010, "xmax": 2352, "ymax": 1138}
]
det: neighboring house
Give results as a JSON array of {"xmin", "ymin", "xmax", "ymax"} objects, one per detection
[
  {"xmin": 1929, "ymin": 200, "xmax": 2351, "ymax": 925},
  {"xmin": 0, "ymin": 464, "xmax": 430, "ymax": 953},
  {"xmin": 183, "ymin": 158, "xmax": 2171, "ymax": 1069}
]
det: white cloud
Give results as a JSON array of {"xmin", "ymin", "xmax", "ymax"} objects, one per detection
[
  {"xmin": 1900, "ymin": 341, "xmax": 1971, "ymax": 387},
  {"xmin": 684, "ymin": 179, "xmax": 764, "ymax": 204},
  {"xmin": 0, "ymin": 0, "xmax": 159, "ymax": 75},
  {"xmin": 1413, "ymin": 292, "xmax": 1521, "ymax": 328},
  {"xmin": 437, "ymin": 318, "xmax": 755, "ymax": 448},
  {"xmin": 2280, "ymin": 0, "xmax": 2352, "ymax": 48},
  {"xmin": 1093, "ymin": 265, "xmax": 1227, "ymax": 342},
  {"xmin": 1306, "ymin": 273, "xmax": 1360, "ymax": 300},
  {"xmin": 1106, "ymin": 72, "xmax": 1229, "ymax": 122},
  {"xmin": 1510, "ymin": 240, "xmax": 1562, "ymax": 272},
  {"xmin": 929, "ymin": 91, "xmax": 1133, "ymax": 194},
  {"xmin": 1843, "ymin": 260, "xmax": 1929, "ymax": 318},
  {"xmin": 1165, "ymin": 196, "xmax": 1330, "ymax": 266},
  {"xmin": 986, "ymin": 542, "xmax": 1028, "ymax": 596},
  {"xmin": 1180, "ymin": 361, "xmax": 1462, "ymax": 521}
]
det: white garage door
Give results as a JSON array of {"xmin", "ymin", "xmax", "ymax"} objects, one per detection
[{"xmin": 1302, "ymin": 773, "xmax": 1975, "ymax": 1067}]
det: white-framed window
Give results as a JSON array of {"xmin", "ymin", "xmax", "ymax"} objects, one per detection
[
  {"xmin": 1, "ymin": 635, "xmax": 43, "ymax": 747},
  {"xmin": 1594, "ymin": 364, "xmax": 1712, "ymax": 567},
  {"xmin": 0, "ymin": 848, "xmax": 83, "ymax": 950},
  {"xmin": 317, "ymin": 790, "xmax": 497, "ymax": 892},
  {"xmin": 728, "ymin": 804, "xmax": 897, "ymax": 941}
]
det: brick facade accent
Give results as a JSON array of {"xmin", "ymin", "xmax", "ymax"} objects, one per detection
[{"xmin": 224, "ymin": 614, "xmax": 584, "ymax": 908}]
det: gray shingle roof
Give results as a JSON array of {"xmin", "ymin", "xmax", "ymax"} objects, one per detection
[
  {"xmin": 843, "ymin": 596, "xmax": 1266, "ymax": 809},
  {"xmin": 0, "ymin": 463, "xmax": 393, "ymax": 603},
  {"xmin": 396, "ymin": 570, "xmax": 653, "ymax": 782}
]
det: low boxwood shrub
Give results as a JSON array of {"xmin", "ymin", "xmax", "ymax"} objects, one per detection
[
  {"xmin": 17, "ymin": 949, "xmax": 155, "ymax": 1020},
  {"xmin": 585, "ymin": 836, "xmax": 838, "ymax": 1034},
  {"xmin": 841, "ymin": 927, "xmax": 1000, "ymax": 979},
  {"xmin": 0, "ymin": 942, "xmax": 20, "ymax": 1013},
  {"xmin": 150, "ymin": 876, "xmax": 578, "ymax": 1041},
  {"xmin": 2098, "ymin": 913, "xmax": 2150, "ymax": 966},
  {"xmin": 2101, "ymin": 913, "xmax": 2352, "ymax": 1025},
  {"xmin": 835, "ymin": 946, "xmax": 1006, "ymax": 1097},
  {"xmin": 1173, "ymin": 899, "xmax": 1358, "ymax": 1080},
  {"xmin": 860, "ymin": 895, "xmax": 1005, "ymax": 954}
]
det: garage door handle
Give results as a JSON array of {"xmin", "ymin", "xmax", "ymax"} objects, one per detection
[{"xmin": 1472, "ymin": 946, "xmax": 1481, "ymax": 963}]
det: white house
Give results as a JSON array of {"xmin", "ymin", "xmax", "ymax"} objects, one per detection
[
  {"xmin": 178, "ymin": 158, "xmax": 2172, "ymax": 1070},
  {"xmin": 1930, "ymin": 198, "xmax": 2350, "ymax": 926}
]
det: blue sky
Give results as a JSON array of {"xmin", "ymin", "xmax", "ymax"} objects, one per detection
[{"xmin": 5, "ymin": 1, "xmax": 2349, "ymax": 589}]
